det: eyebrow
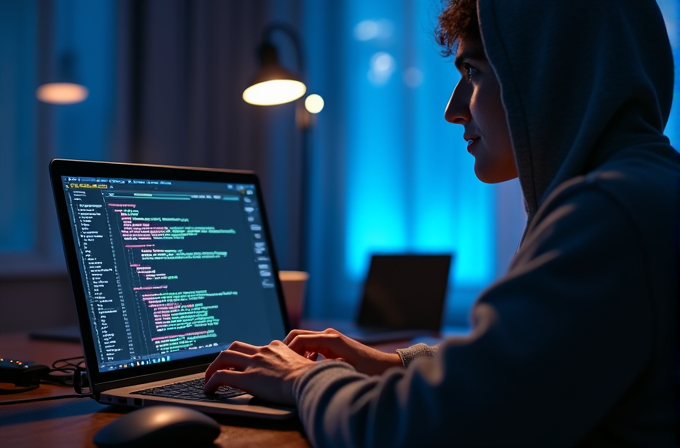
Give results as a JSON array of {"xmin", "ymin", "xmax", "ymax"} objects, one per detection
[{"xmin": 454, "ymin": 47, "xmax": 487, "ymax": 70}]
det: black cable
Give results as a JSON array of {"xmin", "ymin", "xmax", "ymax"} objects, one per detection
[
  {"xmin": 0, "ymin": 356, "xmax": 90, "ymax": 403},
  {"xmin": 44, "ymin": 355, "xmax": 87, "ymax": 386},
  {"xmin": 0, "ymin": 393, "xmax": 92, "ymax": 406}
]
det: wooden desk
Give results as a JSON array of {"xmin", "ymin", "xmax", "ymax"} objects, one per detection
[{"xmin": 0, "ymin": 333, "xmax": 310, "ymax": 448}]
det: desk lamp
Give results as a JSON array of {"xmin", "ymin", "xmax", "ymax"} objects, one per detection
[
  {"xmin": 36, "ymin": 51, "xmax": 89, "ymax": 104},
  {"xmin": 243, "ymin": 23, "xmax": 306, "ymax": 106},
  {"xmin": 243, "ymin": 23, "xmax": 323, "ymax": 272},
  {"xmin": 35, "ymin": 0, "xmax": 88, "ymax": 105}
]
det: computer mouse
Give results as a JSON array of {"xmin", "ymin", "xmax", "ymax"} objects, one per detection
[{"xmin": 93, "ymin": 405, "xmax": 221, "ymax": 448}]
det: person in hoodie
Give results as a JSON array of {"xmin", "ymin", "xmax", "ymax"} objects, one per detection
[{"xmin": 204, "ymin": 0, "xmax": 680, "ymax": 446}]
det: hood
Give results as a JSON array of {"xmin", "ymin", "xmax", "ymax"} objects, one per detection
[{"xmin": 477, "ymin": 0, "xmax": 674, "ymax": 221}]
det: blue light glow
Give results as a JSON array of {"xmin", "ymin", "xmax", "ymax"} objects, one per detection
[
  {"xmin": 656, "ymin": 0, "xmax": 679, "ymax": 148},
  {"xmin": 344, "ymin": 0, "xmax": 495, "ymax": 287}
]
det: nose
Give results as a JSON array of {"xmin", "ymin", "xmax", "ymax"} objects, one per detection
[{"xmin": 444, "ymin": 81, "xmax": 470, "ymax": 124}]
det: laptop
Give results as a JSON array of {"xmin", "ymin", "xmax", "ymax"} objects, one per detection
[
  {"xmin": 50, "ymin": 159, "xmax": 295, "ymax": 419},
  {"xmin": 309, "ymin": 254, "xmax": 453, "ymax": 344}
]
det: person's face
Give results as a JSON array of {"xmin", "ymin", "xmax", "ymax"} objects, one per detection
[{"xmin": 445, "ymin": 37, "xmax": 517, "ymax": 183}]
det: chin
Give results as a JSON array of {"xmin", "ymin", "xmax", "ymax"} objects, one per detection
[
  {"xmin": 478, "ymin": 177, "xmax": 505, "ymax": 184},
  {"xmin": 474, "ymin": 168, "xmax": 518, "ymax": 184}
]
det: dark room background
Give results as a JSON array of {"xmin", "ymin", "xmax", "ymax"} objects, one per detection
[{"xmin": 1, "ymin": 0, "xmax": 678, "ymax": 334}]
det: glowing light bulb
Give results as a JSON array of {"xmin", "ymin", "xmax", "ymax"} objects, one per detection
[{"xmin": 305, "ymin": 94, "xmax": 324, "ymax": 114}]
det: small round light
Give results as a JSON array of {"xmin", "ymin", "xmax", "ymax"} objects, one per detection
[
  {"xmin": 403, "ymin": 67, "xmax": 424, "ymax": 88},
  {"xmin": 305, "ymin": 94, "xmax": 324, "ymax": 114},
  {"xmin": 354, "ymin": 20, "xmax": 379, "ymax": 41},
  {"xmin": 36, "ymin": 82, "xmax": 88, "ymax": 104}
]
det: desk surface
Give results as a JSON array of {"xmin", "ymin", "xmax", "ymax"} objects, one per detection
[{"xmin": 0, "ymin": 332, "xmax": 312, "ymax": 448}]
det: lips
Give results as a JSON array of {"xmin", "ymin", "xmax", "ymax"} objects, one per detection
[{"xmin": 463, "ymin": 134, "xmax": 480, "ymax": 151}]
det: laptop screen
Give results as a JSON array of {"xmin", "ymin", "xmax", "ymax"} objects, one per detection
[{"xmin": 58, "ymin": 173, "xmax": 286, "ymax": 374}]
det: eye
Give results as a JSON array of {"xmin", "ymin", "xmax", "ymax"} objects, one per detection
[{"xmin": 463, "ymin": 62, "xmax": 479, "ymax": 82}]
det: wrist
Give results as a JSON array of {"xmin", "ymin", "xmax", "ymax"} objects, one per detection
[{"xmin": 378, "ymin": 352, "xmax": 404, "ymax": 373}]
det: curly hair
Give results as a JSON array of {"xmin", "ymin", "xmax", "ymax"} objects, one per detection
[{"xmin": 435, "ymin": 0, "xmax": 481, "ymax": 56}]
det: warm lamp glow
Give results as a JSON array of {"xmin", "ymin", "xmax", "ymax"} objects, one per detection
[
  {"xmin": 305, "ymin": 94, "xmax": 324, "ymax": 114},
  {"xmin": 243, "ymin": 79, "xmax": 306, "ymax": 106},
  {"xmin": 36, "ymin": 82, "xmax": 89, "ymax": 104}
]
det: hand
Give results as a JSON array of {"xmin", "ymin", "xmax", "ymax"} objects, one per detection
[
  {"xmin": 203, "ymin": 340, "xmax": 317, "ymax": 406},
  {"xmin": 283, "ymin": 328, "xmax": 403, "ymax": 376}
]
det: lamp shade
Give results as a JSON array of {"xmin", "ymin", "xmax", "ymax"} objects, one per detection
[
  {"xmin": 243, "ymin": 42, "xmax": 306, "ymax": 106},
  {"xmin": 36, "ymin": 52, "xmax": 88, "ymax": 104},
  {"xmin": 36, "ymin": 82, "xmax": 88, "ymax": 104}
]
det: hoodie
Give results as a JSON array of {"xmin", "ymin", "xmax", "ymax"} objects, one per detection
[{"xmin": 292, "ymin": 0, "xmax": 680, "ymax": 446}]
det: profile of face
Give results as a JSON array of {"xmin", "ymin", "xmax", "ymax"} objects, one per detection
[{"xmin": 445, "ymin": 37, "xmax": 517, "ymax": 183}]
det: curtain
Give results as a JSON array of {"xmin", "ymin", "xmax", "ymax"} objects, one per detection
[{"xmin": 113, "ymin": 0, "xmax": 307, "ymax": 272}]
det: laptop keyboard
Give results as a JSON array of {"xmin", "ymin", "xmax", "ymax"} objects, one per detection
[{"xmin": 132, "ymin": 377, "xmax": 246, "ymax": 402}]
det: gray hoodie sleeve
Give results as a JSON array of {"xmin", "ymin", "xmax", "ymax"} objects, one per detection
[{"xmin": 396, "ymin": 343, "xmax": 438, "ymax": 367}]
